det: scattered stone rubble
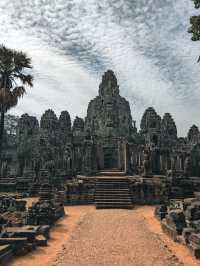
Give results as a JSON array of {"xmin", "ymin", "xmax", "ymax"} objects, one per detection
[
  {"xmin": 0, "ymin": 188, "xmax": 65, "ymax": 264},
  {"xmin": 156, "ymin": 196, "xmax": 200, "ymax": 259},
  {"xmin": 27, "ymin": 184, "xmax": 65, "ymax": 225}
]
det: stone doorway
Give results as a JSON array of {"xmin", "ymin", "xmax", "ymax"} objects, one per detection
[{"xmin": 103, "ymin": 147, "xmax": 118, "ymax": 169}]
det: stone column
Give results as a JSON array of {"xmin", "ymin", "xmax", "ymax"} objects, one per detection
[
  {"xmin": 118, "ymin": 140, "xmax": 122, "ymax": 170},
  {"xmin": 160, "ymin": 155, "xmax": 163, "ymax": 172},
  {"xmin": 123, "ymin": 141, "xmax": 129, "ymax": 173}
]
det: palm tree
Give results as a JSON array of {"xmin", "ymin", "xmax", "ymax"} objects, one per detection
[{"xmin": 0, "ymin": 45, "xmax": 33, "ymax": 160}]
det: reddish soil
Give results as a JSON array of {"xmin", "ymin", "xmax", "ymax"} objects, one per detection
[
  {"xmin": 10, "ymin": 205, "xmax": 200, "ymax": 266},
  {"xmin": 139, "ymin": 206, "xmax": 200, "ymax": 266},
  {"xmin": 10, "ymin": 206, "xmax": 94, "ymax": 266}
]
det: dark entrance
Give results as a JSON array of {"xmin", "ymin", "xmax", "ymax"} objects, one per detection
[{"xmin": 103, "ymin": 147, "xmax": 118, "ymax": 169}]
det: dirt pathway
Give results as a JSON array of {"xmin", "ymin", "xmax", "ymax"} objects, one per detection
[
  {"xmin": 140, "ymin": 206, "xmax": 200, "ymax": 266},
  {"xmin": 10, "ymin": 205, "xmax": 200, "ymax": 266},
  {"xmin": 10, "ymin": 206, "xmax": 94, "ymax": 266}
]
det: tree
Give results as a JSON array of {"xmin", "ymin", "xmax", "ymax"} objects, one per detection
[
  {"xmin": 0, "ymin": 45, "xmax": 33, "ymax": 160},
  {"xmin": 189, "ymin": 1, "xmax": 200, "ymax": 60}
]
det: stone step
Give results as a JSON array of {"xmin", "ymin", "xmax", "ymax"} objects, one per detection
[
  {"xmin": 96, "ymin": 177, "xmax": 128, "ymax": 181},
  {"xmin": 96, "ymin": 197, "xmax": 131, "ymax": 201},
  {"xmin": 95, "ymin": 200, "xmax": 132, "ymax": 204},
  {"xmin": 0, "ymin": 245, "xmax": 13, "ymax": 265},
  {"xmin": 96, "ymin": 185, "xmax": 129, "ymax": 188},
  {"xmin": 97, "ymin": 171, "xmax": 126, "ymax": 177},
  {"xmin": 95, "ymin": 185, "xmax": 129, "ymax": 189},
  {"xmin": 95, "ymin": 194, "xmax": 132, "ymax": 198},
  {"xmin": 96, "ymin": 201, "xmax": 132, "ymax": 205},
  {"xmin": 95, "ymin": 199, "xmax": 131, "ymax": 202},
  {"xmin": 95, "ymin": 194, "xmax": 131, "ymax": 198},
  {"xmin": 96, "ymin": 204, "xmax": 133, "ymax": 209},
  {"xmin": 95, "ymin": 176, "xmax": 132, "ymax": 209},
  {"xmin": 95, "ymin": 189, "xmax": 130, "ymax": 193}
]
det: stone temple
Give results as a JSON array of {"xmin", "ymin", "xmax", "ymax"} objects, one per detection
[
  {"xmin": 1, "ymin": 69, "xmax": 200, "ymax": 206},
  {"xmin": 2, "ymin": 70, "xmax": 200, "ymax": 263}
]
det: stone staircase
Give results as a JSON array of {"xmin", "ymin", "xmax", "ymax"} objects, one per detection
[{"xmin": 95, "ymin": 175, "xmax": 133, "ymax": 209}]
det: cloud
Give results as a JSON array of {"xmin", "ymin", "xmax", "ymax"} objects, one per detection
[{"xmin": 0, "ymin": 0, "xmax": 199, "ymax": 136}]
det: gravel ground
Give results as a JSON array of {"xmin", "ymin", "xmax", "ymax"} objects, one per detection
[
  {"xmin": 10, "ymin": 206, "xmax": 94, "ymax": 266},
  {"xmin": 53, "ymin": 209, "xmax": 183, "ymax": 266}
]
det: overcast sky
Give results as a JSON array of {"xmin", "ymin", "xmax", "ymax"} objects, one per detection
[{"xmin": 0, "ymin": 0, "xmax": 199, "ymax": 136}]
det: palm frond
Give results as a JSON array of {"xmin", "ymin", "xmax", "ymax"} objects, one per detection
[
  {"xmin": 0, "ymin": 44, "xmax": 33, "ymax": 113},
  {"xmin": 12, "ymin": 86, "xmax": 26, "ymax": 98},
  {"xmin": 13, "ymin": 73, "xmax": 33, "ymax": 87}
]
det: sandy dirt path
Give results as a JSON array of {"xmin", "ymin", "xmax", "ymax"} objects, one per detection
[
  {"xmin": 10, "ymin": 206, "xmax": 94, "ymax": 266},
  {"xmin": 10, "ymin": 205, "xmax": 200, "ymax": 266},
  {"xmin": 53, "ymin": 206, "xmax": 200, "ymax": 266}
]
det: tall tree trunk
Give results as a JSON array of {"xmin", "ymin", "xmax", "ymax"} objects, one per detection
[{"xmin": 0, "ymin": 110, "xmax": 5, "ymax": 164}]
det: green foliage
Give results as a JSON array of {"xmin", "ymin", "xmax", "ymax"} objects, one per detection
[
  {"xmin": 193, "ymin": 0, "xmax": 200, "ymax": 8},
  {"xmin": 0, "ymin": 45, "xmax": 33, "ymax": 113},
  {"xmin": 0, "ymin": 45, "xmax": 33, "ymax": 158},
  {"xmin": 189, "ymin": 1, "xmax": 200, "ymax": 61},
  {"xmin": 189, "ymin": 15, "xmax": 200, "ymax": 41}
]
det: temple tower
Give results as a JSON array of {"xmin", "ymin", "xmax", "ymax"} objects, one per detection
[{"xmin": 85, "ymin": 70, "xmax": 135, "ymax": 171}]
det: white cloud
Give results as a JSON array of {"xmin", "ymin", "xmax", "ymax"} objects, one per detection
[{"xmin": 0, "ymin": 0, "xmax": 199, "ymax": 136}]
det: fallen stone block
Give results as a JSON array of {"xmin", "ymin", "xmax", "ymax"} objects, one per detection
[
  {"xmin": 0, "ymin": 237, "xmax": 28, "ymax": 255},
  {"xmin": 4, "ymin": 226, "xmax": 40, "ymax": 242},
  {"xmin": 35, "ymin": 235, "xmax": 47, "ymax": 246},
  {"xmin": 154, "ymin": 205, "xmax": 168, "ymax": 220},
  {"xmin": 165, "ymin": 210, "xmax": 186, "ymax": 234},
  {"xmin": 161, "ymin": 219, "xmax": 178, "ymax": 241},
  {"xmin": 182, "ymin": 228, "xmax": 195, "ymax": 244},
  {"xmin": 0, "ymin": 245, "xmax": 13, "ymax": 265},
  {"xmin": 37, "ymin": 225, "xmax": 50, "ymax": 239},
  {"xmin": 190, "ymin": 246, "xmax": 200, "ymax": 259}
]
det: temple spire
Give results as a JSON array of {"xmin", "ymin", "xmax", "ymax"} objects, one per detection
[{"xmin": 99, "ymin": 70, "xmax": 119, "ymax": 97}]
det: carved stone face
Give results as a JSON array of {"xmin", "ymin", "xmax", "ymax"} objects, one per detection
[
  {"xmin": 85, "ymin": 70, "xmax": 133, "ymax": 137},
  {"xmin": 99, "ymin": 70, "xmax": 119, "ymax": 98}
]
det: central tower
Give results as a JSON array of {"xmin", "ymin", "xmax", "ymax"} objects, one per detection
[
  {"xmin": 85, "ymin": 70, "xmax": 134, "ymax": 138},
  {"xmin": 85, "ymin": 70, "xmax": 135, "ymax": 171}
]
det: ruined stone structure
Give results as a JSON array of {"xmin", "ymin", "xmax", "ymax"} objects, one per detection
[
  {"xmin": 1, "ymin": 70, "xmax": 200, "ymax": 262},
  {"xmin": 1, "ymin": 70, "xmax": 200, "ymax": 195}
]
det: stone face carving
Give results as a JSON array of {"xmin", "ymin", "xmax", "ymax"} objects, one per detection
[
  {"xmin": 85, "ymin": 70, "xmax": 134, "ymax": 138},
  {"xmin": 184, "ymin": 156, "xmax": 192, "ymax": 177},
  {"xmin": 188, "ymin": 125, "xmax": 200, "ymax": 143},
  {"xmin": 40, "ymin": 109, "xmax": 59, "ymax": 131},
  {"xmin": 59, "ymin": 111, "xmax": 71, "ymax": 132},
  {"xmin": 140, "ymin": 107, "xmax": 161, "ymax": 146},
  {"xmin": 142, "ymin": 148, "xmax": 152, "ymax": 177},
  {"xmin": 191, "ymin": 144, "xmax": 200, "ymax": 176},
  {"xmin": 141, "ymin": 107, "xmax": 161, "ymax": 133},
  {"xmin": 63, "ymin": 145, "xmax": 73, "ymax": 171},
  {"xmin": 161, "ymin": 113, "xmax": 177, "ymax": 142},
  {"xmin": 0, "ymin": 161, "xmax": 8, "ymax": 178},
  {"xmin": 39, "ymin": 110, "xmax": 60, "ymax": 179},
  {"xmin": 59, "ymin": 110, "xmax": 72, "ymax": 145},
  {"xmin": 99, "ymin": 70, "xmax": 119, "ymax": 97},
  {"xmin": 16, "ymin": 114, "xmax": 39, "ymax": 176},
  {"xmin": 73, "ymin": 116, "xmax": 84, "ymax": 136}
]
